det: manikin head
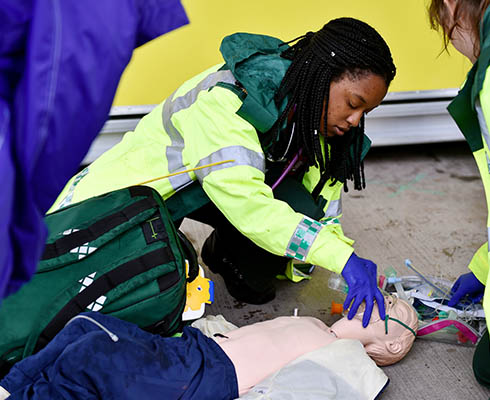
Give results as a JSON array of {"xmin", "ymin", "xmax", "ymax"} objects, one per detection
[
  {"xmin": 330, "ymin": 295, "xmax": 418, "ymax": 366},
  {"xmin": 428, "ymin": 0, "xmax": 490, "ymax": 62}
]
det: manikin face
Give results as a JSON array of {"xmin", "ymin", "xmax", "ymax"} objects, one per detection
[
  {"xmin": 321, "ymin": 72, "xmax": 388, "ymax": 138},
  {"xmin": 443, "ymin": 0, "xmax": 478, "ymax": 63},
  {"xmin": 329, "ymin": 295, "xmax": 418, "ymax": 366},
  {"xmin": 330, "ymin": 295, "xmax": 395, "ymax": 345}
]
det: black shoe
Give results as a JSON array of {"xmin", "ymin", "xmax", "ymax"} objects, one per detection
[{"xmin": 201, "ymin": 232, "xmax": 276, "ymax": 305}]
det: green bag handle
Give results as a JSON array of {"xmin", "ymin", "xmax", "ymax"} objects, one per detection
[
  {"xmin": 177, "ymin": 230, "xmax": 199, "ymax": 283},
  {"xmin": 42, "ymin": 193, "xmax": 158, "ymax": 260}
]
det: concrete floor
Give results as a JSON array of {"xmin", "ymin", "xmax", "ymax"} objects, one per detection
[{"xmin": 180, "ymin": 141, "xmax": 490, "ymax": 400}]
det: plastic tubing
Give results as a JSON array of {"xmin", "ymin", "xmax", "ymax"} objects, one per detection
[
  {"xmin": 404, "ymin": 259, "xmax": 451, "ymax": 299},
  {"xmin": 271, "ymin": 149, "xmax": 302, "ymax": 190},
  {"xmin": 328, "ymin": 274, "xmax": 348, "ymax": 294},
  {"xmin": 394, "ymin": 281, "xmax": 409, "ymax": 301}
]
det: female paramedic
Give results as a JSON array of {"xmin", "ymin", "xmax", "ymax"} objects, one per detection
[
  {"xmin": 428, "ymin": 0, "xmax": 490, "ymax": 387},
  {"xmin": 50, "ymin": 17, "xmax": 396, "ymax": 327}
]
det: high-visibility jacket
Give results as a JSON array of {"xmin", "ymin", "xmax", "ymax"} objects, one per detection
[
  {"xmin": 447, "ymin": 7, "xmax": 490, "ymax": 332},
  {"xmin": 50, "ymin": 33, "xmax": 369, "ymax": 274}
]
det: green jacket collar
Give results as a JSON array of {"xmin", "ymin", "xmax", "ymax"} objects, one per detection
[
  {"xmin": 219, "ymin": 32, "xmax": 291, "ymax": 133},
  {"xmin": 447, "ymin": 7, "xmax": 490, "ymax": 152},
  {"xmin": 219, "ymin": 32, "xmax": 371, "ymax": 161}
]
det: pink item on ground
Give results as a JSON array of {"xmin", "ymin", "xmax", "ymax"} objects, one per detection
[{"xmin": 417, "ymin": 319, "xmax": 479, "ymax": 344}]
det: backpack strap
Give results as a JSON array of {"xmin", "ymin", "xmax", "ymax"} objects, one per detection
[
  {"xmin": 34, "ymin": 246, "xmax": 177, "ymax": 353},
  {"xmin": 42, "ymin": 196, "xmax": 158, "ymax": 260},
  {"xmin": 177, "ymin": 230, "xmax": 199, "ymax": 282},
  {"xmin": 143, "ymin": 294, "xmax": 188, "ymax": 335}
]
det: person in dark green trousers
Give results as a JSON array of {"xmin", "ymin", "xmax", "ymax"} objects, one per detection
[{"xmin": 428, "ymin": 0, "xmax": 490, "ymax": 387}]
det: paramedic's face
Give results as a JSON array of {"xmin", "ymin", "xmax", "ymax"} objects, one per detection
[
  {"xmin": 321, "ymin": 72, "xmax": 387, "ymax": 138},
  {"xmin": 442, "ymin": 0, "xmax": 478, "ymax": 63},
  {"xmin": 449, "ymin": 28, "xmax": 476, "ymax": 62}
]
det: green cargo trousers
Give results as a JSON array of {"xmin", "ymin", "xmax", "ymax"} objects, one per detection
[{"xmin": 473, "ymin": 330, "xmax": 490, "ymax": 388}]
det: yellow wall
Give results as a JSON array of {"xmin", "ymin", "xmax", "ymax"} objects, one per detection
[{"xmin": 113, "ymin": 0, "xmax": 472, "ymax": 106}]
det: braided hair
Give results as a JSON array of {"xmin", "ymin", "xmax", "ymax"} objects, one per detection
[{"xmin": 267, "ymin": 18, "xmax": 396, "ymax": 197}]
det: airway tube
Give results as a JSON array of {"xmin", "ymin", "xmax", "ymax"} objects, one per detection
[{"xmin": 271, "ymin": 149, "xmax": 302, "ymax": 190}]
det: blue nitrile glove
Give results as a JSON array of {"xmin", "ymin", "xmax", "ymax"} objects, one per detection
[
  {"xmin": 341, "ymin": 253, "xmax": 385, "ymax": 328},
  {"xmin": 447, "ymin": 272, "xmax": 485, "ymax": 307}
]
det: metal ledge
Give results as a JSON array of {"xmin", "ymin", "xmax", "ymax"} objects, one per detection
[
  {"xmin": 365, "ymin": 98, "xmax": 464, "ymax": 147},
  {"xmin": 381, "ymin": 88, "xmax": 458, "ymax": 102},
  {"xmin": 83, "ymin": 88, "xmax": 464, "ymax": 164}
]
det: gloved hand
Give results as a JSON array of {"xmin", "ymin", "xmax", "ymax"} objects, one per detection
[
  {"xmin": 341, "ymin": 253, "xmax": 385, "ymax": 328},
  {"xmin": 447, "ymin": 272, "xmax": 485, "ymax": 307}
]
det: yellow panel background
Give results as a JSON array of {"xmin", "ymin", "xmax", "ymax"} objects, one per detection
[{"xmin": 113, "ymin": 0, "xmax": 471, "ymax": 106}]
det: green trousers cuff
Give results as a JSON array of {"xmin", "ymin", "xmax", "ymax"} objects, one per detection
[{"xmin": 473, "ymin": 330, "xmax": 490, "ymax": 388}]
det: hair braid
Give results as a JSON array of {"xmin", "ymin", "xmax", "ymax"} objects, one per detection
[{"xmin": 270, "ymin": 17, "xmax": 396, "ymax": 197}]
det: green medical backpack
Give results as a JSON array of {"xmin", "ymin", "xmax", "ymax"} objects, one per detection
[{"xmin": 0, "ymin": 185, "xmax": 197, "ymax": 377}]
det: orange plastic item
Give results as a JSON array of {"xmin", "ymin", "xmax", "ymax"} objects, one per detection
[
  {"xmin": 457, "ymin": 330, "xmax": 470, "ymax": 344},
  {"xmin": 331, "ymin": 301, "xmax": 344, "ymax": 316}
]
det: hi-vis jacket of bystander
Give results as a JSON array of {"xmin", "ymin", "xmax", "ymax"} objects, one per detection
[{"xmin": 447, "ymin": 7, "xmax": 490, "ymax": 333}]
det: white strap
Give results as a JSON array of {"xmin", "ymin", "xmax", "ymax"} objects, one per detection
[{"xmin": 0, "ymin": 386, "xmax": 10, "ymax": 399}]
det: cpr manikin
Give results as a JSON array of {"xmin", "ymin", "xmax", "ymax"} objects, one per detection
[
  {"xmin": 216, "ymin": 295, "xmax": 418, "ymax": 395},
  {"xmin": 0, "ymin": 296, "xmax": 417, "ymax": 400}
]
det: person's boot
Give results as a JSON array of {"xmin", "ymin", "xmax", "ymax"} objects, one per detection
[{"xmin": 201, "ymin": 230, "xmax": 275, "ymax": 305}]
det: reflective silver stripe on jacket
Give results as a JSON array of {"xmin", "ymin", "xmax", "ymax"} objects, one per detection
[
  {"xmin": 195, "ymin": 146, "xmax": 265, "ymax": 182},
  {"xmin": 476, "ymin": 98, "xmax": 490, "ymax": 243},
  {"xmin": 162, "ymin": 69, "xmax": 236, "ymax": 191},
  {"xmin": 323, "ymin": 197, "xmax": 342, "ymax": 219},
  {"xmin": 476, "ymin": 99, "xmax": 490, "ymax": 174},
  {"xmin": 476, "ymin": 99, "xmax": 490, "ymax": 153},
  {"xmin": 285, "ymin": 216, "xmax": 324, "ymax": 262}
]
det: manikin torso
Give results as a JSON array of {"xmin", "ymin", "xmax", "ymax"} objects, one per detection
[{"xmin": 215, "ymin": 316, "xmax": 338, "ymax": 395}]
